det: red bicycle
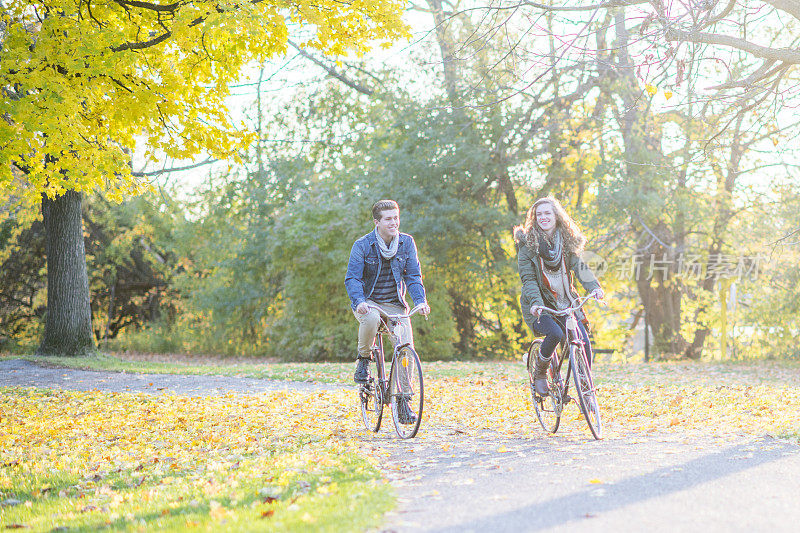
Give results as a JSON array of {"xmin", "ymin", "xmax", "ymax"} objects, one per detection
[
  {"xmin": 358, "ymin": 304, "xmax": 427, "ymax": 439},
  {"xmin": 524, "ymin": 294, "xmax": 603, "ymax": 439}
]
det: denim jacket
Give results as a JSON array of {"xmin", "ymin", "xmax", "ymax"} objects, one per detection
[{"xmin": 345, "ymin": 231, "xmax": 427, "ymax": 311}]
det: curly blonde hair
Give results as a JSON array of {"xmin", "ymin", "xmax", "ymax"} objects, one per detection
[{"xmin": 513, "ymin": 196, "xmax": 586, "ymax": 256}]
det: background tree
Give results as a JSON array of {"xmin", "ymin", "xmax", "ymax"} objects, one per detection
[
  {"xmin": 3, "ymin": 1, "xmax": 799, "ymax": 362},
  {"xmin": 0, "ymin": 0, "xmax": 408, "ymax": 355},
  {"xmin": 426, "ymin": 0, "xmax": 800, "ymax": 359}
]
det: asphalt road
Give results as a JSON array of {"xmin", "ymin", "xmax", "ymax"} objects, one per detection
[
  {"xmin": 375, "ymin": 430, "xmax": 800, "ymax": 532},
  {"xmin": 3, "ymin": 358, "xmax": 799, "ymax": 532}
]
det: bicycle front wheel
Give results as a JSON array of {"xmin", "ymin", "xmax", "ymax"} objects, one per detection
[
  {"xmin": 359, "ymin": 358, "xmax": 383, "ymax": 432},
  {"xmin": 527, "ymin": 340, "xmax": 562, "ymax": 433},
  {"xmin": 389, "ymin": 345, "xmax": 423, "ymax": 439},
  {"xmin": 569, "ymin": 343, "xmax": 602, "ymax": 439}
]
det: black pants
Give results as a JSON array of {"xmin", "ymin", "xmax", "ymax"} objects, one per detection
[{"xmin": 531, "ymin": 315, "xmax": 593, "ymax": 367}]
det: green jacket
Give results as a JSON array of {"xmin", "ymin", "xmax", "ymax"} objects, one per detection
[{"xmin": 516, "ymin": 236, "xmax": 601, "ymax": 327}]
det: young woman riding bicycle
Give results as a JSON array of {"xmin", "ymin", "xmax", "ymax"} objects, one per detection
[{"xmin": 514, "ymin": 197, "xmax": 604, "ymax": 396}]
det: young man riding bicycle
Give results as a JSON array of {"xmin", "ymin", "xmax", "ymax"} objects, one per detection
[{"xmin": 345, "ymin": 200, "xmax": 431, "ymax": 424}]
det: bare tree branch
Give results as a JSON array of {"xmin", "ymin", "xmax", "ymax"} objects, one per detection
[
  {"xmin": 762, "ymin": 0, "xmax": 800, "ymax": 21},
  {"xmin": 287, "ymin": 41, "xmax": 374, "ymax": 96},
  {"xmin": 665, "ymin": 27, "xmax": 800, "ymax": 64},
  {"xmin": 111, "ymin": 0, "xmax": 180, "ymax": 13},
  {"xmin": 112, "ymin": 30, "xmax": 171, "ymax": 52},
  {"xmin": 706, "ymin": 58, "xmax": 778, "ymax": 90},
  {"xmin": 132, "ymin": 157, "xmax": 217, "ymax": 177},
  {"xmin": 524, "ymin": 0, "xmax": 646, "ymax": 11}
]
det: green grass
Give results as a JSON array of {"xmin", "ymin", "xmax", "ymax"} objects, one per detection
[{"xmin": 1, "ymin": 455, "xmax": 391, "ymax": 532}]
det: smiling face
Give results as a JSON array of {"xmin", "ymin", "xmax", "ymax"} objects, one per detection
[
  {"xmin": 535, "ymin": 202, "xmax": 557, "ymax": 235},
  {"xmin": 374, "ymin": 208, "xmax": 400, "ymax": 243}
]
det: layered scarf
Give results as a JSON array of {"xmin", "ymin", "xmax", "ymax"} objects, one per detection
[
  {"xmin": 375, "ymin": 229, "xmax": 399, "ymax": 259},
  {"xmin": 537, "ymin": 229, "xmax": 564, "ymax": 271}
]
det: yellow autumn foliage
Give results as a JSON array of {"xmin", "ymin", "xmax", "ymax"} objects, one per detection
[{"xmin": 0, "ymin": 0, "xmax": 409, "ymax": 206}]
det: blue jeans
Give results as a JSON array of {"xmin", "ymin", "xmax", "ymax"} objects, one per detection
[{"xmin": 531, "ymin": 315, "xmax": 593, "ymax": 367}]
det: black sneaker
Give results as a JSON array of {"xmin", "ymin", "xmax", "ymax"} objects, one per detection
[
  {"xmin": 354, "ymin": 357, "xmax": 370, "ymax": 384},
  {"xmin": 397, "ymin": 397, "xmax": 417, "ymax": 425}
]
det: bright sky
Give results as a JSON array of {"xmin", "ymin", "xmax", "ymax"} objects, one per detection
[{"xmin": 133, "ymin": 3, "xmax": 800, "ymax": 197}]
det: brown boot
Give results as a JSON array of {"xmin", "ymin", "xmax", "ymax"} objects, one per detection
[{"xmin": 533, "ymin": 355, "xmax": 551, "ymax": 396}]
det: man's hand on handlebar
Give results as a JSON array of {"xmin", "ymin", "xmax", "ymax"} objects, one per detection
[
  {"xmin": 590, "ymin": 288, "xmax": 605, "ymax": 302},
  {"xmin": 358, "ymin": 302, "xmax": 430, "ymax": 316}
]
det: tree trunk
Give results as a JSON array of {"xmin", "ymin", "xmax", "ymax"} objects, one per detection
[
  {"xmin": 448, "ymin": 287, "xmax": 476, "ymax": 358},
  {"xmin": 38, "ymin": 190, "xmax": 96, "ymax": 356},
  {"xmin": 428, "ymin": 0, "xmax": 460, "ymax": 108},
  {"xmin": 683, "ymin": 148, "xmax": 740, "ymax": 359},
  {"xmin": 611, "ymin": 9, "xmax": 687, "ymax": 357}
]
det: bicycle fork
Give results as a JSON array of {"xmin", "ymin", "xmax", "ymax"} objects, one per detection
[{"xmin": 565, "ymin": 316, "xmax": 597, "ymax": 396}]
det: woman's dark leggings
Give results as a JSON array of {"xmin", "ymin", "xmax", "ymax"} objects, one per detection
[{"xmin": 532, "ymin": 314, "xmax": 593, "ymax": 367}]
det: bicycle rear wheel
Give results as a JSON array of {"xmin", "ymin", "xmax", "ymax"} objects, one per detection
[
  {"xmin": 389, "ymin": 345, "xmax": 423, "ymax": 439},
  {"xmin": 569, "ymin": 343, "xmax": 602, "ymax": 439},
  {"xmin": 527, "ymin": 340, "xmax": 562, "ymax": 433},
  {"xmin": 359, "ymin": 357, "xmax": 383, "ymax": 432}
]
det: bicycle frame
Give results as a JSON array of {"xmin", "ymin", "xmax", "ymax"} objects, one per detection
[
  {"xmin": 529, "ymin": 294, "xmax": 604, "ymax": 438},
  {"xmin": 365, "ymin": 304, "xmax": 426, "ymax": 404},
  {"xmin": 533, "ymin": 294, "xmax": 597, "ymax": 390}
]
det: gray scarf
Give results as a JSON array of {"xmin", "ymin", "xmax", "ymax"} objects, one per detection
[
  {"xmin": 375, "ymin": 229, "xmax": 399, "ymax": 259},
  {"xmin": 538, "ymin": 229, "xmax": 564, "ymax": 271}
]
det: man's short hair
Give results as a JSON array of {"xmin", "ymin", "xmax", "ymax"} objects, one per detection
[{"xmin": 372, "ymin": 200, "xmax": 399, "ymax": 221}]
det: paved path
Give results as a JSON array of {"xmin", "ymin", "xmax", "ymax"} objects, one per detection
[
  {"xmin": 3, "ymin": 358, "xmax": 799, "ymax": 532},
  {"xmin": 0, "ymin": 358, "xmax": 341, "ymax": 395},
  {"xmin": 376, "ymin": 431, "xmax": 800, "ymax": 532}
]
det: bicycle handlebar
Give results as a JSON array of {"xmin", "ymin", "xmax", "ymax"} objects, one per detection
[
  {"xmin": 530, "ymin": 293, "xmax": 604, "ymax": 317},
  {"xmin": 364, "ymin": 303, "xmax": 429, "ymax": 320}
]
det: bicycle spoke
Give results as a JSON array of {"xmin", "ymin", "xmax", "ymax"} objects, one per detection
[
  {"xmin": 570, "ymin": 344, "xmax": 602, "ymax": 439},
  {"xmin": 395, "ymin": 352, "xmax": 415, "ymax": 396},
  {"xmin": 389, "ymin": 346, "xmax": 424, "ymax": 439},
  {"xmin": 528, "ymin": 340, "xmax": 561, "ymax": 433},
  {"xmin": 359, "ymin": 356, "xmax": 383, "ymax": 432}
]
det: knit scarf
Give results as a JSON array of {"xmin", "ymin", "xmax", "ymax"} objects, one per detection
[
  {"xmin": 538, "ymin": 229, "xmax": 564, "ymax": 271},
  {"xmin": 375, "ymin": 229, "xmax": 399, "ymax": 259}
]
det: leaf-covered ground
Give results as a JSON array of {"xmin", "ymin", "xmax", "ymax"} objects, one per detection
[
  {"xmin": 0, "ymin": 388, "xmax": 391, "ymax": 532},
  {"xmin": 1, "ymin": 358, "xmax": 799, "ymax": 531}
]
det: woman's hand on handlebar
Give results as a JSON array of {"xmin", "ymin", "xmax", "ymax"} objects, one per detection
[
  {"xmin": 590, "ymin": 288, "xmax": 605, "ymax": 302},
  {"xmin": 356, "ymin": 302, "xmax": 369, "ymax": 315},
  {"xmin": 530, "ymin": 305, "xmax": 543, "ymax": 320}
]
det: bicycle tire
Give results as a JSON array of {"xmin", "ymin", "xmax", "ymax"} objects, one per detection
[
  {"xmin": 389, "ymin": 345, "xmax": 424, "ymax": 439},
  {"xmin": 359, "ymin": 356, "xmax": 383, "ymax": 432},
  {"xmin": 527, "ymin": 340, "xmax": 562, "ymax": 433},
  {"xmin": 569, "ymin": 343, "xmax": 602, "ymax": 439}
]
